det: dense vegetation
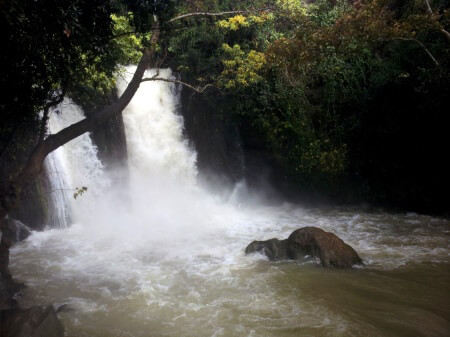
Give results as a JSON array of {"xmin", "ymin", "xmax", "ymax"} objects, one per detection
[
  {"xmin": 1, "ymin": 0, "xmax": 449, "ymax": 216},
  {"xmin": 166, "ymin": 0, "xmax": 450, "ymax": 214}
]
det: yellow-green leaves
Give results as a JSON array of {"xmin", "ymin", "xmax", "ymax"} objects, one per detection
[
  {"xmin": 77, "ymin": 54, "xmax": 116, "ymax": 96},
  {"xmin": 112, "ymin": 14, "xmax": 149, "ymax": 65},
  {"xmin": 299, "ymin": 141, "xmax": 347, "ymax": 175},
  {"xmin": 277, "ymin": 0, "xmax": 307, "ymax": 17},
  {"xmin": 217, "ymin": 14, "xmax": 271, "ymax": 31},
  {"xmin": 220, "ymin": 44, "xmax": 266, "ymax": 89},
  {"xmin": 73, "ymin": 186, "xmax": 88, "ymax": 199},
  {"xmin": 217, "ymin": 15, "xmax": 249, "ymax": 31}
]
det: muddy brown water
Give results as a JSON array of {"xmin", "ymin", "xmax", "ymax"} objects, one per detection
[{"xmin": 10, "ymin": 206, "xmax": 450, "ymax": 337}]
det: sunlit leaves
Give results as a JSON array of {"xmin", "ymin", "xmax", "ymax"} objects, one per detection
[
  {"xmin": 112, "ymin": 14, "xmax": 149, "ymax": 65},
  {"xmin": 73, "ymin": 186, "xmax": 88, "ymax": 199},
  {"xmin": 217, "ymin": 15, "xmax": 249, "ymax": 30},
  {"xmin": 220, "ymin": 44, "xmax": 266, "ymax": 88}
]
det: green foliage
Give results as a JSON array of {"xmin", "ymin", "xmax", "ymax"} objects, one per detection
[
  {"xmin": 111, "ymin": 14, "xmax": 149, "ymax": 65},
  {"xmin": 167, "ymin": 0, "xmax": 450, "ymax": 211},
  {"xmin": 69, "ymin": 14, "xmax": 149, "ymax": 108},
  {"xmin": 73, "ymin": 186, "xmax": 88, "ymax": 199},
  {"xmin": 217, "ymin": 15, "xmax": 250, "ymax": 30},
  {"xmin": 220, "ymin": 44, "xmax": 266, "ymax": 88}
]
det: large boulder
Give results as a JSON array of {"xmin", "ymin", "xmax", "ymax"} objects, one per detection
[
  {"xmin": 245, "ymin": 226, "xmax": 363, "ymax": 268},
  {"xmin": 0, "ymin": 305, "xmax": 64, "ymax": 337},
  {"xmin": 287, "ymin": 227, "xmax": 362, "ymax": 268}
]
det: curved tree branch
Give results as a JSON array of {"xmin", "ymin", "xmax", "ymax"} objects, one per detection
[
  {"xmin": 141, "ymin": 77, "xmax": 214, "ymax": 93},
  {"xmin": 169, "ymin": 8, "xmax": 272, "ymax": 22},
  {"xmin": 423, "ymin": 0, "xmax": 450, "ymax": 43},
  {"xmin": 395, "ymin": 37, "xmax": 440, "ymax": 67}
]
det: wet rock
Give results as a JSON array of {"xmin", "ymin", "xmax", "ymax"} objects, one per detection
[
  {"xmin": 245, "ymin": 226, "xmax": 363, "ymax": 268},
  {"xmin": 0, "ymin": 305, "xmax": 64, "ymax": 337},
  {"xmin": 245, "ymin": 238, "xmax": 288, "ymax": 261},
  {"xmin": 0, "ymin": 219, "xmax": 27, "ymax": 311},
  {"xmin": 0, "ymin": 276, "xmax": 18, "ymax": 311},
  {"xmin": 287, "ymin": 227, "xmax": 363, "ymax": 268},
  {"xmin": 54, "ymin": 304, "xmax": 74, "ymax": 314},
  {"xmin": 1, "ymin": 219, "xmax": 31, "ymax": 245}
]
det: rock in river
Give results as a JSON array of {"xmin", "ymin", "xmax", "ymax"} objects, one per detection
[{"xmin": 245, "ymin": 226, "xmax": 363, "ymax": 268}]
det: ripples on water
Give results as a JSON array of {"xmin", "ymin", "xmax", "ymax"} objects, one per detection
[{"xmin": 10, "ymin": 206, "xmax": 450, "ymax": 337}]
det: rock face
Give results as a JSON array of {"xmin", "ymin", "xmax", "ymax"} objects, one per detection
[
  {"xmin": 0, "ymin": 305, "xmax": 64, "ymax": 337},
  {"xmin": 245, "ymin": 226, "xmax": 363, "ymax": 268},
  {"xmin": 6, "ymin": 173, "xmax": 50, "ymax": 231}
]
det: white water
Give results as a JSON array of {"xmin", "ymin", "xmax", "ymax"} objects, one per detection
[
  {"xmin": 10, "ymin": 68, "xmax": 450, "ymax": 337},
  {"xmin": 44, "ymin": 152, "xmax": 71, "ymax": 228},
  {"xmin": 43, "ymin": 100, "xmax": 110, "ymax": 226}
]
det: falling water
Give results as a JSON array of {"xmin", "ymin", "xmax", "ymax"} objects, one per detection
[
  {"xmin": 44, "ymin": 151, "xmax": 71, "ymax": 228},
  {"xmin": 43, "ymin": 99, "xmax": 110, "ymax": 227},
  {"xmin": 119, "ymin": 68, "xmax": 197, "ymax": 185},
  {"xmin": 10, "ymin": 67, "xmax": 450, "ymax": 337}
]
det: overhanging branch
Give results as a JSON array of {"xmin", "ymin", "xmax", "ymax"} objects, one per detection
[
  {"xmin": 169, "ymin": 8, "xmax": 272, "ymax": 22},
  {"xmin": 141, "ymin": 77, "xmax": 214, "ymax": 93},
  {"xmin": 395, "ymin": 37, "xmax": 440, "ymax": 67},
  {"xmin": 423, "ymin": 0, "xmax": 450, "ymax": 43}
]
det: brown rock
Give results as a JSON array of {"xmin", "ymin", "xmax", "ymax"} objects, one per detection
[
  {"xmin": 287, "ymin": 227, "xmax": 363, "ymax": 268},
  {"xmin": 245, "ymin": 226, "xmax": 363, "ymax": 268}
]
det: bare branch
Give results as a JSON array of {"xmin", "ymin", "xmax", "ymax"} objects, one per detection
[
  {"xmin": 395, "ymin": 37, "xmax": 440, "ymax": 67},
  {"xmin": 169, "ymin": 8, "xmax": 272, "ymax": 22},
  {"xmin": 141, "ymin": 77, "xmax": 214, "ymax": 93},
  {"xmin": 439, "ymin": 28, "xmax": 450, "ymax": 43},
  {"xmin": 423, "ymin": 0, "xmax": 433, "ymax": 15},
  {"xmin": 422, "ymin": 0, "xmax": 450, "ymax": 43}
]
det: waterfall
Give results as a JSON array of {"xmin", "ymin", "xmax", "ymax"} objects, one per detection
[
  {"xmin": 43, "ymin": 68, "xmax": 196, "ymax": 228},
  {"xmin": 44, "ymin": 151, "xmax": 71, "ymax": 228},
  {"xmin": 118, "ymin": 67, "xmax": 197, "ymax": 186},
  {"xmin": 44, "ymin": 99, "xmax": 110, "ymax": 227}
]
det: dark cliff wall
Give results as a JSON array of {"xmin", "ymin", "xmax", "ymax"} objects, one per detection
[
  {"xmin": 90, "ymin": 113, "xmax": 128, "ymax": 173},
  {"xmin": 180, "ymin": 89, "xmax": 294, "ymax": 201},
  {"xmin": 180, "ymin": 89, "xmax": 245, "ymax": 185},
  {"xmin": 77, "ymin": 90, "xmax": 129, "ymax": 185},
  {"xmin": 9, "ymin": 174, "xmax": 49, "ymax": 230}
]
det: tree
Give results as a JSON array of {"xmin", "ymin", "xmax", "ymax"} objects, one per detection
[{"xmin": 0, "ymin": 0, "xmax": 273, "ymax": 224}]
